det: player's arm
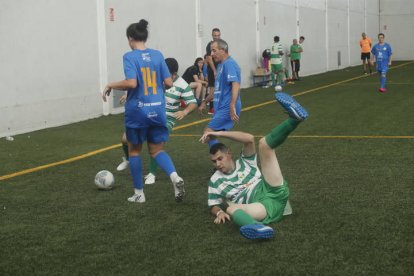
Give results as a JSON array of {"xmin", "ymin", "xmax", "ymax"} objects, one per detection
[
  {"xmin": 198, "ymin": 91, "xmax": 214, "ymax": 114},
  {"xmin": 102, "ymin": 79, "xmax": 137, "ymax": 102},
  {"xmin": 200, "ymin": 131, "xmax": 256, "ymax": 156},
  {"xmin": 210, "ymin": 205, "xmax": 231, "ymax": 224},
  {"xmin": 164, "ymin": 77, "xmax": 173, "ymax": 89},
  {"xmin": 230, "ymin": 82, "xmax": 240, "ymax": 122},
  {"xmin": 369, "ymin": 49, "xmax": 376, "ymax": 65},
  {"xmin": 175, "ymin": 103, "xmax": 198, "ymax": 120},
  {"xmin": 388, "ymin": 51, "xmax": 392, "ymax": 65}
]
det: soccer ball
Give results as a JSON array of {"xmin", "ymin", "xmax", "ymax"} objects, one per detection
[
  {"xmin": 94, "ymin": 170, "xmax": 114, "ymax": 190},
  {"xmin": 275, "ymin": 85, "xmax": 282, "ymax": 92}
]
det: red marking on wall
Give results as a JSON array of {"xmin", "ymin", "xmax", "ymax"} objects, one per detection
[{"xmin": 109, "ymin": 8, "xmax": 115, "ymax": 22}]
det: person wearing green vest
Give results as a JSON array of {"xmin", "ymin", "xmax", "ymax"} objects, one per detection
[
  {"xmin": 270, "ymin": 36, "xmax": 284, "ymax": 87},
  {"xmin": 289, "ymin": 39, "xmax": 303, "ymax": 81}
]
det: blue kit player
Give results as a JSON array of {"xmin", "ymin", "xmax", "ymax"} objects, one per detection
[
  {"xmin": 102, "ymin": 19, "xmax": 185, "ymax": 203},
  {"xmin": 199, "ymin": 38, "xmax": 242, "ymax": 148},
  {"xmin": 370, "ymin": 33, "xmax": 392, "ymax": 93}
]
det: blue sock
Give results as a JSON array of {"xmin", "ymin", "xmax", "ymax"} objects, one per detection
[
  {"xmin": 154, "ymin": 151, "xmax": 176, "ymax": 176},
  {"xmin": 380, "ymin": 73, "xmax": 386, "ymax": 88},
  {"xmin": 129, "ymin": 156, "xmax": 143, "ymax": 189},
  {"xmin": 208, "ymin": 139, "xmax": 219, "ymax": 149}
]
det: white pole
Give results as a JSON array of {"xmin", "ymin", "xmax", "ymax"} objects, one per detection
[
  {"xmin": 325, "ymin": 0, "xmax": 329, "ymax": 71},
  {"xmin": 96, "ymin": 0, "xmax": 110, "ymax": 115},
  {"xmin": 347, "ymin": 0, "xmax": 351, "ymax": 67},
  {"xmin": 255, "ymin": 0, "xmax": 260, "ymax": 66},
  {"xmin": 195, "ymin": 0, "xmax": 202, "ymax": 58}
]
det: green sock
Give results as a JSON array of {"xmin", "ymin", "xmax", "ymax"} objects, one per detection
[
  {"xmin": 271, "ymin": 73, "xmax": 276, "ymax": 86},
  {"xmin": 231, "ymin": 209, "xmax": 259, "ymax": 227},
  {"xmin": 122, "ymin": 143, "xmax": 129, "ymax": 160},
  {"xmin": 149, "ymin": 156, "xmax": 158, "ymax": 175},
  {"xmin": 277, "ymin": 72, "xmax": 284, "ymax": 84},
  {"xmin": 265, "ymin": 118, "xmax": 300, "ymax": 149}
]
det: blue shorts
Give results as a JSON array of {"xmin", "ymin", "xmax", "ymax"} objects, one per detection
[
  {"xmin": 377, "ymin": 68, "xmax": 388, "ymax": 74},
  {"xmin": 125, "ymin": 126, "xmax": 169, "ymax": 145},
  {"xmin": 207, "ymin": 116, "xmax": 235, "ymax": 131}
]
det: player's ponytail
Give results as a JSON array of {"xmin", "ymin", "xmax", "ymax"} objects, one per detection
[{"xmin": 126, "ymin": 19, "xmax": 149, "ymax": 42}]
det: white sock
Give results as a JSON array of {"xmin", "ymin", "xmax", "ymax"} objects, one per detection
[
  {"xmin": 169, "ymin": 172, "xmax": 178, "ymax": 182},
  {"xmin": 134, "ymin": 189, "xmax": 144, "ymax": 195}
]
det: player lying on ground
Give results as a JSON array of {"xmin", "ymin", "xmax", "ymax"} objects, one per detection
[{"xmin": 200, "ymin": 92, "xmax": 308, "ymax": 240}]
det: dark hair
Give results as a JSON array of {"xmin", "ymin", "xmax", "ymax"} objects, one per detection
[
  {"xmin": 126, "ymin": 19, "xmax": 149, "ymax": 42},
  {"xmin": 262, "ymin": 49, "xmax": 271, "ymax": 59},
  {"xmin": 209, "ymin": 143, "xmax": 229, "ymax": 155},
  {"xmin": 378, "ymin": 33, "xmax": 385, "ymax": 38},
  {"xmin": 212, "ymin": 28, "xmax": 220, "ymax": 33},
  {"xmin": 165, "ymin": 58, "xmax": 179, "ymax": 74},
  {"xmin": 300, "ymin": 36, "xmax": 305, "ymax": 40},
  {"xmin": 194, "ymin": 57, "xmax": 203, "ymax": 66},
  {"xmin": 274, "ymin": 36, "xmax": 280, "ymax": 42}
]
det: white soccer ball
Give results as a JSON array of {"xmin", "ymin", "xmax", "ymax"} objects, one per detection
[
  {"xmin": 94, "ymin": 170, "xmax": 114, "ymax": 190},
  {"xmin": 275, "ymin": 85, "xmax": 283, "ymax": 92}
]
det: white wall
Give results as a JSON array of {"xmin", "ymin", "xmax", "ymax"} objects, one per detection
[
  {"xmin": 0, "ymin": 0, "xmax": 103, "ymax": 138},
  {"xmin": 2, "ymin": 0, "xmax": 412, "ymax": 137},
  {"xmin": 379, "ymin": 0, "xmax": 414, "ymax": 60}
]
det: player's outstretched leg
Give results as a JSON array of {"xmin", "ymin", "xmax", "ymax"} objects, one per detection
[{"xmin": 275, "ymin": 92, "xmax": 308, "ymax": 121}]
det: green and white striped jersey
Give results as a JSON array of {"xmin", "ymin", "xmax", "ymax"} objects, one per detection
[
  {"xmin": 270, "ymin": 42, "xmax": 283, "ymax": 65},
  {"xmin": 208, "ymin": 154, "xmax": 263, "ymax": 207},
  {"xmin": 165, "ymin": 76, "xmax": 197, "ymax": 129}
]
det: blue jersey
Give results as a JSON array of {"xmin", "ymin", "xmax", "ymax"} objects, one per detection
[
  {"xmin": 213, "ymin": 57, "xmax": 242, "ymax": 118},
  {"xmin": 123, "ymin": 49, "xmax": 171, "ymax": 128},
  {"xmin": 371, "ymin": 43, "xmax": 392, "ymax": 71}
]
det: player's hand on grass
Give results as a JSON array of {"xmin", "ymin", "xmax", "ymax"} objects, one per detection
[
  {"xmin": 174, "ymin": 110, "xmax": 187, "ymax": 120},
  {"xmin": 214, "ymin": 211, "xmax": 231, "ymax": 224}
]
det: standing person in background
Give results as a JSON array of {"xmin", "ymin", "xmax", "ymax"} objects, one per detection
[
  {"xmin": 299, "ymin": 36, "xmax": 305, "ymax": 77},
  {"xmin": 144, "ymin": 58, "xmax": 198, "ymax": 185},
  {"xmin": 360, "ymin": 32, "xmax": 372, "ymax": 75},
  {"xmin": 270, "ymin": 36, "xmax": 284, "ymax": 87},
  {"xmin": 370, "ymin": 33, "xmax": 392, "ymax": 93},
  {"xmin": 289, "ymin": 38, "xmax": 303, "ymax": 81},
  {"xmin": 205, "ymin": 28, "xmax": 221, "ymax": 115},
  {"xmin": 182, "ymin": 57, "xmax": 208, "ymax": 104},
  {"xmin": 262, "ymin": 49, "xmax": 271, "ymax": 72},
  {"xmin": 102, "ymin": 19, "xmax": 185, "ymax": 203},
  {"xmin": 199, "ymin": 39, "xmax": 241, "ymax": 150}
]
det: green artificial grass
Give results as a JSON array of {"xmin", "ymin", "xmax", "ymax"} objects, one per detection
[{"xmin": 1, "ymin": 62, "xmax": 413, "ymax": 275}]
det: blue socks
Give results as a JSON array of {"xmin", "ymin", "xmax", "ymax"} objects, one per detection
[
  {"xmin": 154, "ymin": 151, "xmax": 176, "ymax": 176},
  {"xmin": 129, "ymin": 156, "xmax": 143, "ymax": 189},
  {"xmin": 380, "ymin": 72, "xmax": 386, "ymax": 88}
]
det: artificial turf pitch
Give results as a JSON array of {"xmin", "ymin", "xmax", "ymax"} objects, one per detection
[{"xmin": 1, "ymin": 61, "xmax": 413, "ymax": 275}]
